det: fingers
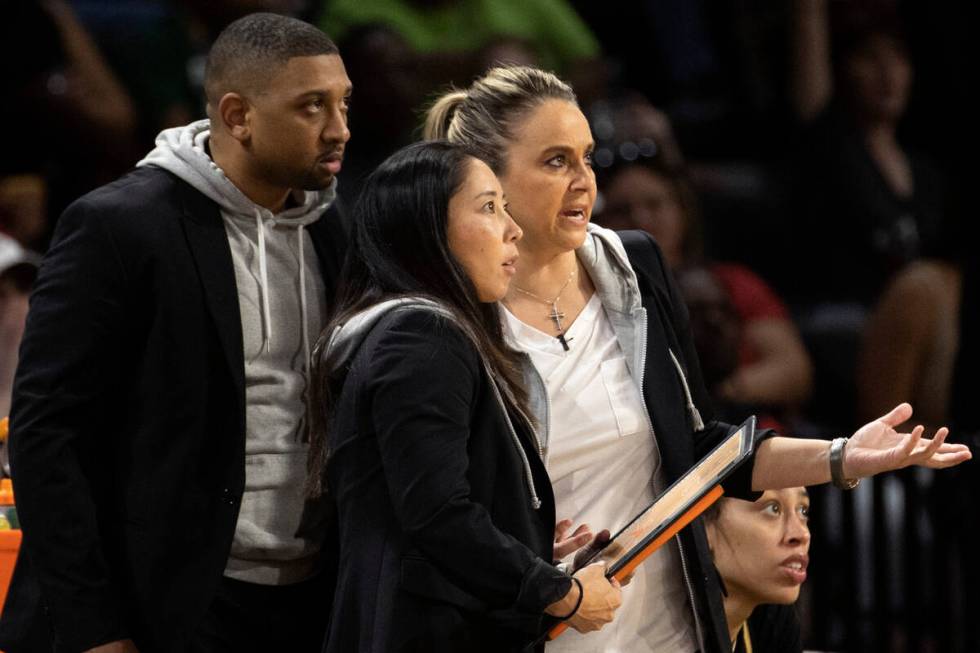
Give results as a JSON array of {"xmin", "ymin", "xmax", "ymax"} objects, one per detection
[
  {"xmin": 610, "ymin": 577, "xmax": 622, "ymax": 589},
  {"xmin": 593, "ymin": 529, "xmax": 611, "ymax": 548},
  {"xmin": 554, "ymin": 519, "xmax": 572, "ymax": 542},
  {"xmin": 554, "ymin": 523, "xmax": 595, "ymax": 560},
  {"xmin": 567, "ymin": 527, "xmax": 593, "ymax": 550},
  {"xmin": 904, "ymin": 426, "xmax": 972, "ymax": 469},
  {"xmin": 925, "ymin": 450, "xmax": 974, "ymax": 468},
  {"xmin": 879, "ymin": 402, "xmax": 914, "ymax": 428},
  {"xmin": 918, "ymin": 426, "xmax": 947, "ymax": 460},
  {"xmin": 923, "ymin": 440, "xmax": 972, "ymax": 468},
  {"xmin": 910, "ymin": 429, "xmax": 968, "ymax": 458},
  {"xmin": 933, "ymin": 441, "xmax": 970, "ymax": 454},
  {"xmin": 901, "ymin": 425, "xmax": 924, "ymax": 458}
]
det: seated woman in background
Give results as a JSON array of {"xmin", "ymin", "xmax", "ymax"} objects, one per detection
[
  {"xmin": 705, "ymin": 488, "xmax": 811, "ymax": 653},
  {"xmin": 307, "ymin": 141, "xmax": 621, "ymax": 652},
  {"xmin": 595, "ymin": 153, "xmax": 813, "ymax": 430},
  {"xmin": 857, "ymin": 259, "xmax": 961, "ymax": 431}
]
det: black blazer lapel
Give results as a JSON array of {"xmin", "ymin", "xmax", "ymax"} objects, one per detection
[{"xmin": 176, "ymin": 181, "xmax": 246, "ymax": 411}]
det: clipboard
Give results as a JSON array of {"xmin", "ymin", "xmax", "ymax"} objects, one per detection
[{"xmin": 546, "ymin": 416, "xmax": 757, "ymax": 641}]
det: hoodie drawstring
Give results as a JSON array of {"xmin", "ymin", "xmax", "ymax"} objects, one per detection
[
  {"xmin": 254, "ymin": 210, "xmax": 273, "ymax": 353},
  {"xmin": 668, "ymin": 348, "xmax": 705, "ymax": 431},
  {"xmin": 297, "ymin": 226, "xmax": 310, "ymax": 370},
  {"xmin": 252, "ymin": 211, "xmax": 311, "ymax": 367}
]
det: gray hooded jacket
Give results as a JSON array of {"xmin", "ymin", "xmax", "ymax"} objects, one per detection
[
  {"xmin": 138, "ymin": 120, "xmax": 337, "ymax": 584},
  {"xmin": 506, "ymin": 222, "xmax": 708, "ymax": 649}
]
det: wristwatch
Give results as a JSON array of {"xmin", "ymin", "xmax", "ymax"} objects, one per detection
[{"xmin": 830, "ymin": 437, "xmax": 860, "ymax": 490}]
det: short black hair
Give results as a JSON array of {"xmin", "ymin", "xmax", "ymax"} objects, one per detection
[{"xmin": 204, "ymin": 12, "xmax": 338, "ymax": 104}]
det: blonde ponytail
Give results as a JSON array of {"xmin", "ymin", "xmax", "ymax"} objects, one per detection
[
  {"xmin": 421, "ymin": 65, "xmax": 577, "ymax": 174},
  {"xmin": 423, "ymin": 90, "xmax": 467, "ymax": 141}
]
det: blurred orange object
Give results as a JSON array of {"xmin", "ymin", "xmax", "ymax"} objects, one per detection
[
  {"xmin": 0, "ymin": 528, "xmax": 19, "ymax": 615},
  {"xmin": 0, "ymin": 432, "xmax": 20, "ymax": 616},
  {"xmin": 0, "ymin": 478, "xmax": 11, "ymax": 506}
]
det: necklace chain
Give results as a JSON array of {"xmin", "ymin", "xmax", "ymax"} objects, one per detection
[
  {"xmin": 511, "ymin": 267, "xmax": 576, "ymax": 306},
  {"xmin": 511, "ymin": 267, "xmax": 577, "ymax": 348}
]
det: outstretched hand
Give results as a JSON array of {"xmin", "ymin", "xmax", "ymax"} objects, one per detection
[{"xmin": 844, "ymin": 403, "xmax": 972, "ymax": 479}]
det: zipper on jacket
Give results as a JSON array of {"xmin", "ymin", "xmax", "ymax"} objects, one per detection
[
  {"xmin": 520, "ymin": 352, "xmax": 550, "ymax": 460},
  {"xmin": 635, "ymin": 311, "xmax": 706, "ymax": 652},
  {"xmin": 484, "ymin": 363, "xmax": 542, "ymax": 510},
  {"xmin": 514, "ymin": 403, "xmax": 545, "ymax": 460},
  {"xmin": 675, "ymin": 533, "xmax": 707, "ymax": 651}
]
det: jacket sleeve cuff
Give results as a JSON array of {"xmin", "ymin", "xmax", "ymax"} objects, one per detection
[
  {"xmin": 515, "ymin": 558, "xmax": 573, "ymax": 614},
  {"xmin": 725, "ymin": 426, "xmax": 778, "ymax": 501}
]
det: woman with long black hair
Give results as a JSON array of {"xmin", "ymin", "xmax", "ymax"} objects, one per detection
[{"xmin": 307, "ymin": 141, "xmax": 621, "ymax": 652}]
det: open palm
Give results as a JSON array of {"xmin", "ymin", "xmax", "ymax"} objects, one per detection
[{"xmin": 844, "ymin": 403, "xmax": 972, "ymax": 478}]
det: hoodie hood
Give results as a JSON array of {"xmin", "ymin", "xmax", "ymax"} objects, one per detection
[
  {"xmin": 579, "ymin": 223, "xmax": 704, "ymax": 431},
  {"xmin": 577, "ymin": 222, "xmax": 643, "ymax": 314},
  {"xmin": 137, "ymin": 119, "xmax": 336, "ymax": 225},
  {"xmin": 322, "ymin": 297, "xmax": 451, "ymax": 374},
  {"xmin": 138, "ymin": 120, "xmax": 338, "ymax": 359}
]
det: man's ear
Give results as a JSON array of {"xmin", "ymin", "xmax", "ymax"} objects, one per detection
[{"xmin": 216, "ymin": 92, "xmax": 251, "ymax": 143}]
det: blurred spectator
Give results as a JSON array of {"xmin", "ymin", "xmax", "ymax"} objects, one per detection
[
  {"xmin": 70, "ymin": 0, "xmax": 201, "ymax": 139},
  {"xmin": 0, "ymin": 175, "xmax": 48, "ymax": 250},
  {"xmin": 71, "ymin": 0, "xmax": 317, "ymax": 143},
  {"xmin": 0, "ymin": 0, "xmax": 138, "ymax": 244},
  {"xmin": 0, "ymin": 235, "xmax": 39, "ymax": 418},
  {"xmin": 573, "ymin": 0, "xmax": 796, "ymax": 158},
  {"xmin": 331, "ymin": 24, "xmax": 420, "ymax": 206},
  {"xmin": 943, "ymin": 251, "xmax": 980, "ymax": 650},
  {"xmin": 857, "ymin": 254, "xmax": 980, "ymax": 650},
  {"xmin": 593, "ymin": 155, "xmax": 698, "ymax": 268},
  {"xmin": 788, "ymin": 0, "xmax": 948, "ymax": 307},
  {"xmin": 315, "ymin": 0, "xmax": 601, "ymax": 99},
  {"xmin": 857, "ymin": 259, "xmax": 960, "ymax": 429},
  {"xmin": 675, "ymin": 264, "xmax": 809, "ymax": 433},
  {"xmin": 595, "ymin": 151, "xmax": 813, "ymax": 431},
  {"xmin": 589, "ymin": 93, "xmax": 686, "ymax": 174}
]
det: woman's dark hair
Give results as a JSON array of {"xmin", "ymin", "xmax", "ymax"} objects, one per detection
[{"xmin": 307, "ymin": 140, "xmax": 529, "ymax": 495}]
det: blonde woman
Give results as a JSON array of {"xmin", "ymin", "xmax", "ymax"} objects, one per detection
[{"xmin": 423, "ymin": 65, "xmax": 970, "ymax": 653}]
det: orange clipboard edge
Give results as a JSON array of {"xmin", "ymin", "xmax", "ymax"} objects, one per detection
[{"xmin": 547, "ymin": 484, "xmax": 726, "ymax": 641}]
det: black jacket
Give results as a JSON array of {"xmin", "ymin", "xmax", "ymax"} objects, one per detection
[
  {"xmin": 324, "ymin": 309, "xmax": 570, "ymax": 653},
  {"xmin": 0, "ymin": 166, "xmax": 346, "ymax": 652},
  {"xmin": 619, "ymin": 230, "xmax": 771, "ymax": 653},
  {"xmin": 734, "ymin": 604, "xmax": 802, "ymax": 653}
]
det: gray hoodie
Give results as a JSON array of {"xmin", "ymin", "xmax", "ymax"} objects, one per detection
[{"xmin": 138, "ymin": 120, "xmax": 337, "ymax": 584}]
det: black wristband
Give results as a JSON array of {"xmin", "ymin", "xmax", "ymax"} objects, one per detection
[{"xmin": 556, "ymin": 577, "xmax": 584, "ymax": 620}]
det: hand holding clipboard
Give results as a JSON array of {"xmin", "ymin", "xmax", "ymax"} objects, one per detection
[{"xmin": 545, "ymin": 417, "xmax": 757, "ymax": 642}]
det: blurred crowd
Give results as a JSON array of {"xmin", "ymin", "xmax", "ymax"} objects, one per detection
[{"xmin": 0, "ymin": 0, "xmax": 972, "ymax": 651}]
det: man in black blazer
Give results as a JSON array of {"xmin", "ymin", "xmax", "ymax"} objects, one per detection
[{"xmin": 0, "ymin": 13, "xmax": 351, "ymax": 653}]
